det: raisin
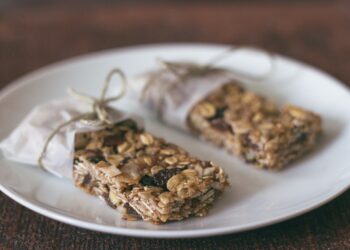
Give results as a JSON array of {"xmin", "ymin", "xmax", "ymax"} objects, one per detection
[
  {"xmin": 89, "ymin": 155, "xmax": 105, "ymax": 164},
  {"xmin": 153, "ymin": 168, "xmax": 183, "ymax": 189},
  {"xmin": 295, "ymin": 132, "xmax": 308, "ymax": 144},
  {"xmin": 85, "ymin": 149, "xmax": 103, "ymax": 157},
  {"xmin": 85, "ymin": 149, "xmax": 105, "ymax": 164},
  {"xmin": 209, "ymin": 106, "xmax": 227, "ymax": 120},
  {"xmin": 242, "ymin": 134, "xmax": 258, "ymax": 150},
  {"xmin": 191, "ymin": 198, "xmax": 200, "ymax": 208},
  {"xmin": 140, "ymin": 168, "xmax": 184, "ymax": 190},
  {"xmin": 292, "ymin": 127, "xmax": 308, "ymax": 144},
  {"xmin": 103, "ymin": 131, "xmax": 125, "ymax": 147},
  {"xmin": 120, "ymin": 156, "xmax": 131, "ymax": 165},
  {"xmin": 117, "ymin": 119, "xmax": 139, "ymax": 132},
  {"xmin": 82, "ymin": 173, "xmax": 92, "ymax": 185},
  {"xmin": 210, "ymin": 118, "xmax": 232, "ymax": 132},
  {"xmin": 140, "ymin": 175, "xmax": 156, "ymax": 186},
  {"xmin": 124, "ymin": 203, "xmax": 141, "ymax": 218}
]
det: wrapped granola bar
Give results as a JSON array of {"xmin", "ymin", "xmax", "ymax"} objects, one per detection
[
  {"xmin": 0, "ymin": 98, "xmax": 138, "ymax": 178},
  {"xmin": 0, "ymin": 69, "xmax": 229, "ymax": 223},
  {"xmin": 133, "ymin": 53, "xmax": 322, "ymax": 170}
]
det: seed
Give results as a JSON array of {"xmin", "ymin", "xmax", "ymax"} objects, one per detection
[
  {"xmin": 160, "ymin": 149, "xmax": 176, "ymax": 155},
  {"xmin": 109, "ymin": 191, "xmax": 120, "ymax": 205},
  {"xmin": 166, "ymin": 174, "xmax": 184, "ymax": 192},
  {"xmin": 154, "ymin": 168, "xmax": 183, "ymax": 189},
  {"xmin": 164, "ymin": 156, "xmax": 178, "ymax": 165},
  {"xmin": 232, "ymin": 121, "xmax": 251, "ymax": 134},
  {"xmin": 252, "ymin": 113, "xmax": 263, "ymax": 123},
  {"xmin": 143, "ymin": 156, "xmax": 153, "ymax": 166},
  {"xmin": 159, "ymin": 192, "xmax": 172, "ymax": 204},
  {"xmin": 259, "ymin": 122, "xmax": 274, "ymax": 130},
  {"xmin": 140, "ymin": 133, "xmax": 154, "ymax": 145},
  {"xmin": 117, "ymin": 142, "xmax": 130, "ymax": 153},
  {"xmin": 197, "ymin": 102, "xmax": 216, "ymax": 118},
  {"xmin": 151, "ymin": 165, "xmax": 163, "ymax": 175},
  {"xmin": 178, "ymin": 161, "xmax": 190, "ymax": 166},
  {"xmin": 97, "ymin": 163, "xmax": 121, "ymax": 177},
  {"xmin": 242, "ymin": 92, "xmax": 256, "ymax": 103},
  {"xmin": 182, "ymin": 169, "xmax": 198, "ymax": 178},
  {"xmin": 287, "ymin": 106, "xmax": 308, "ymax": 120},
  {"xmin": 264, "ymin": 138, "xmax": 279, "ymax": 151},
  {"xmin": 107, "ymin": 155, "xmax": 124, "ymax": 166}
]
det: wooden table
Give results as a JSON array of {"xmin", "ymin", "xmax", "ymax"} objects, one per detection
[{"xmin": 1, "ymin": 1, "xmax": 350, "ymax": 249}]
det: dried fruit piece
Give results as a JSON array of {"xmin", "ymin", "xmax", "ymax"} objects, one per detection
[
  {"xmin": 103, "ymin": 132, "xmax": 125, "ymax": 146},
  {"xmin": 210, "ymin": 119, "xmax": 232, "ymax": 132},
  {"xmin": 153, "ymin": 168, "xmax": 183, "ymax": 189}
]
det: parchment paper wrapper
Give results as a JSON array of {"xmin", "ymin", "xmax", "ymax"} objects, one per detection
[
  {"xmin": 0, "ymin": 98, "xmax": 142, "ymax": 178},
  {"xmin": 131, "ymin": 63, "xmax": 237, "ymax": 131}
]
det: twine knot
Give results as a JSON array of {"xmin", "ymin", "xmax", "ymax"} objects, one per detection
[{"xmin": 38, "ymin": 68, "xmax": 127, "ymax": 170}]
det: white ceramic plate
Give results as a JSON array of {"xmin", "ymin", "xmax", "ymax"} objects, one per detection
[{"xmin": 1, "ymin": 44, "xmax": 350, "ymax": 238}]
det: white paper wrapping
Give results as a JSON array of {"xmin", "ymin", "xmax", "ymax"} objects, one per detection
[
  {"xmin": 131, "ymin": 64, "xmax": 237, "ymax": 131},
  {"xmin": 0, "ymin": 98, "xmax": 142, "ymax": 179}
]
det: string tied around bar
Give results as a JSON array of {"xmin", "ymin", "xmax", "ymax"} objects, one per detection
[
  {"xmin": 158, "ymin": 46, "xmax": 275, "ymax": 82},
  {"xmin": 38, "ymin": 68, "xmax": 127, "ymax": 171},
  {"xmin": 141, "ymin": 46, "xmax": 276, "ymax": 118}
]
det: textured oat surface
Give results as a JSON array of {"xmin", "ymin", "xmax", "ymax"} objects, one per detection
[
  {"xmin": 188, "ymin": 82, "xmax": 322, "ymax": 170},
  {"xmin": 73, "ymin": 119, "xmax": 229, "ymax": 223},
  {"xmin": 1, "ymin": 2, "xmax": 350, "ymax": 248}
]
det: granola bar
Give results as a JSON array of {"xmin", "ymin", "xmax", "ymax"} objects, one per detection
[
  {"xmin": 73, "ymin": 119, "xmax": 229, "ymax": 223},
  {"xmin": 188, "ymin": 82, "xmax": 322, "ymax": 170}
]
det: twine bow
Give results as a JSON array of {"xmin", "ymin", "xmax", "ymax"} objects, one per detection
[{"xmin": 38, "ymin": 68, "xmax": 127, "ymax": 171}]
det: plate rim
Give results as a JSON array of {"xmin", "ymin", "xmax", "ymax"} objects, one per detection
[
  {"xmin": 1, "ymin": 178, "xmax": 349, "ymax": 238},
  {"xmin": 1, "ymin": 42, "xmax": 350, "ymax": 238}
]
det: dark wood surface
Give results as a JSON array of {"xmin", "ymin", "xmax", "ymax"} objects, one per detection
[{"xmin": 1, "ymin": 1, "xmax": 350, "ymax": 249}]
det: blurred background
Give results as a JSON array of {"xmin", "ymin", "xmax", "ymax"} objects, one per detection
[{"xmin": 1, "ymin": 0, "xmax": 349, "ymax": 88}]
